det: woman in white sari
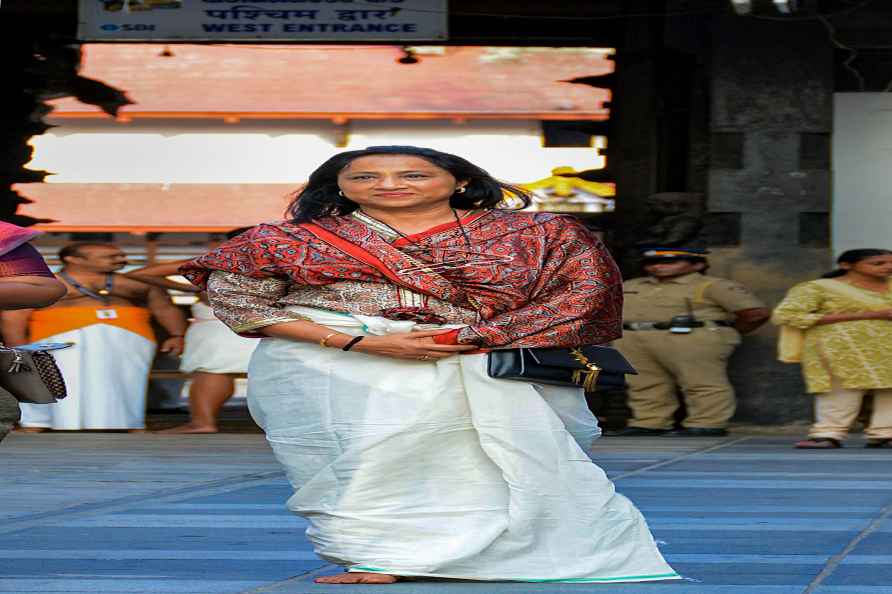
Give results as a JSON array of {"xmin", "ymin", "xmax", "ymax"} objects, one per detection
[{"xmin": 181, "ymin": 146, "xmax": 678, "ymax": 585}]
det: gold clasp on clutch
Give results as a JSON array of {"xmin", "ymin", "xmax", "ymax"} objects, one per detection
[
  {"xmin": 570, "ymin": 348, "xmax": 601, "ymax": 391},
  {"xmin": 7, "ymin": 351, "xmax": 27, "ymax": 374}
]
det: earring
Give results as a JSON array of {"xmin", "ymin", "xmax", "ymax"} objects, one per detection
[
  {"xmin": 456, "ymin": 186, "xmax": 467, "ymax": 194},
  {"xmin": 338, "ymin": 190, "xmax": 345, "ymax": 197}
]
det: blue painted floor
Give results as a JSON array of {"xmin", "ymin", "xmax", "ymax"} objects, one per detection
[{"xmin": 1, "ymin": 432, "xmax": 890, "ymax": 593}]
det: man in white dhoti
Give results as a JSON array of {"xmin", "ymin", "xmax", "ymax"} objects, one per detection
[
  {"xmin": 182, "ymin": 146, "xmax": 680, "ymax": 584},
  {"xmin": 2, "ymin": 242, "xmax": 187, "ymax": 432}
]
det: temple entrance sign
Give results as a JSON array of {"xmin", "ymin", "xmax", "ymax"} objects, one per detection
[{"xmin": 78, "ymin": 0, "xmax": 449, "ymax": 42}]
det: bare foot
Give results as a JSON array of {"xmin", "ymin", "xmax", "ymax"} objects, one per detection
[
  {"xmin": 154, "ymin": 424, "xmax": 219, "ymax": 435},
  {"xmin": 315, "ymin": 572, "xmax": 399, "ymax": 584},
  {"xmin": 16, "ymin": 427, "xmax": 48, "ymax": 433}
]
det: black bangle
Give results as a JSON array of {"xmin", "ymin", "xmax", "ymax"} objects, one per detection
[{"xmin": 341, "ymin": 336, "xmax": 365, "ymax": 351}]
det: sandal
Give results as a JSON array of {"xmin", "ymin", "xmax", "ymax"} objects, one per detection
[
  {"xmin": 795, "ymin": 437, "xmax": 842, "ymax": 449},
  {"xmin": 865, "ymin": 439, "xmax": 892, "ymax": 449}
]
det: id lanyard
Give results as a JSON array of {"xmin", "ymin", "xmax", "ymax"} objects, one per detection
[{"xmin": 59, "ymin": 272, "xmax": 114, "ymax": 306}]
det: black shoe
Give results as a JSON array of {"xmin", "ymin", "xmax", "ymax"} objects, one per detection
[
  {"xmin": 662, "ymin": 428, "xmax": 728, "ymax": 437},
  {"xmin": 604, "ymin": 427, "xmax": 669, "ymax": 437},
  {"xmin": 865, "ymin": 439, "xmax": 892, "ymax": 449}
]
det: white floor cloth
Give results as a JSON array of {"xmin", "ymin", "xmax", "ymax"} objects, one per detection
[
  {"xmin": 247, "ymin": 307, "xmax": 678, "ymax": 583},
  {"xmin": 20, "ymin": 324, "xmax": 155, "ymax": 430}
]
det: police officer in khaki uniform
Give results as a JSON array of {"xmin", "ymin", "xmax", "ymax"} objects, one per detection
[{"xmin": 609, "ymin": 247, "xmax": 770, "ymax": 437}]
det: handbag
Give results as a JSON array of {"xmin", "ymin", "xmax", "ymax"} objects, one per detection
[
  {"xmin": 487, "ymin": 345, "xmax": 637, "ymax": 391},
  {"xmin": 0, "ymin": 345, "xmax": 68, "ymax": 404}
]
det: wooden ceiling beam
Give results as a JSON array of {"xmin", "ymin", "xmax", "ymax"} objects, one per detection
[{"xmin": 52, "ymin": 111, "xmax": 609, "ymax": 122}]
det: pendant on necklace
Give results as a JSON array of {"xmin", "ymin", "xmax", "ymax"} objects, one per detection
[{"xmin": 98, "ymin": 289, "xmax": 110, "ymax": 296}]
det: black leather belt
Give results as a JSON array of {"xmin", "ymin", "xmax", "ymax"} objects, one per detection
[{"xmin": 623, "ymin": 320, "xmax": 733, "ymax": 331}]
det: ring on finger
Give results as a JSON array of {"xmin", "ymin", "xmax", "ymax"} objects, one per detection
[{"xmin": 419, "ymin": 355, "xmax": 432, "ymax": 360}]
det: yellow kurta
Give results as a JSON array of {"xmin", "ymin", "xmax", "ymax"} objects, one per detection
[{"xmin": 772, "ymin": 279, "xmax": 892, "ymax": 393}]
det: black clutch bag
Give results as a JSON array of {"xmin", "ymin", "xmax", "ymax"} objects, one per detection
[
  {"xmin": 487, "ymin": 346, "xmax": 637, "ymax": 391},
  {"xmin": 0, "ymin": 346, "xmax": 68, "ymax": 404}
]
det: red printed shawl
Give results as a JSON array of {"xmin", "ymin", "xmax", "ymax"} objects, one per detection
[{"xmin": 180, "ymin": 210, "xmax": 623, "ymax": 348}]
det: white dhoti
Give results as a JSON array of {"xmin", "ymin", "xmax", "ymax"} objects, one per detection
[
  {"xmin": 247, "ymin": 307, "xmax": 678, "ymax": 583},
  {"xmin": 180, "ymin": 302, "xmax": 257, "ymax": 374},
  {"xmin": 176, "ymin": 302, "xmax": 257, "ymax": 406},
  {"xmin": 20, "ymin": 323, "xmax": 156, "ymax": 430}
]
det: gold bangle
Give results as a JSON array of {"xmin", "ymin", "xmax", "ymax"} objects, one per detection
[{"xmin": 319, "ymin": 332, "xmax": 340, "ymax": 348}]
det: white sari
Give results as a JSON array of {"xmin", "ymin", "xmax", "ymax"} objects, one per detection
[{"xmin": 246, "ymin": 307, "xmax": 678, "ymax": 583}]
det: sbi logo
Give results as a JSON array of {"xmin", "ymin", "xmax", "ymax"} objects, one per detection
[{"xmin": 100, "ymin": 23, "xmax": 156, "ymax": 31}]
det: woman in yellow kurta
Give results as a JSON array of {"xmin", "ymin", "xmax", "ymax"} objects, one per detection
[{"xmin": 772, "ymin": 249, "xmax": 892, "ymax": 449}]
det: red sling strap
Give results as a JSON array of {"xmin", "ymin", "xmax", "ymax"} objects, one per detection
[
  {"xmin": 299, "ymin": 222, "xmax": 407, "ymax": 287},
  {"xmin": 299, "ymin": 220, "xmax": 476, "ymax": 308}
]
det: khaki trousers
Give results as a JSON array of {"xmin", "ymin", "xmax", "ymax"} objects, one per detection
[
  {"xmin": 615, "ymin": 327, "xmax": 740, "ymax": 430},
  {"xmin": 810, "ymin": 382, "xmax": 892, "ymax": 441}
]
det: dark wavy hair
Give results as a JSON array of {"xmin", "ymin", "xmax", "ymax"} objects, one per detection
[
  {"xmin": 822, "ymin": 249, "xmax": 892, "ymax": 278},
  {"xmin": 225, "ymin": 226, "xmax": 253, "ymax": 240},
  {"xmin": 286, "ymin": 145, "xmax": 531, "ymax": 223}
]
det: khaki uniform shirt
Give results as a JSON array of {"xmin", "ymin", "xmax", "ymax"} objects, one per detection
[{"xmin": 623, "ymin": 273, "xmax": 766, "ymax": 323}]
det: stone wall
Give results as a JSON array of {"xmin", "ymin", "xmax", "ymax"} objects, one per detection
[{"xmin": 707, "ymin": 16, "xmax": 834, "ymax": 423}]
